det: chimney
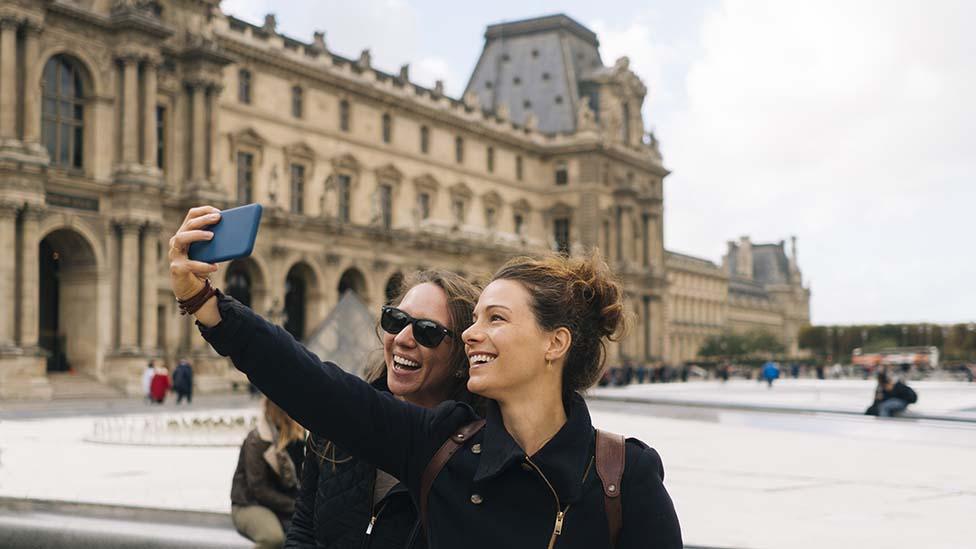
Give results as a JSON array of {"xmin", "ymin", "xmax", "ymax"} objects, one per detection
[{"xmin": 736, "ymin": 236, "xmax": 752, "ymax": 279}]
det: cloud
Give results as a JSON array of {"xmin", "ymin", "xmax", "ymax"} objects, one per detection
[{"xmin": 665, "ymin": 0, "xmax": 976, "ymax": 323}]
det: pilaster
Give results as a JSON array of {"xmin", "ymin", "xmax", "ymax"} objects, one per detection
[
  {"xmin": 0, "ymin": 18, "xmax": 19, "ymax": 147},
  {"xmin": 116, "ymin": 221, "xmax": 141, "ymax": 353},
  {"xmin": 0, "ymin": 202, "xmax": 17, "ymax": 350}
]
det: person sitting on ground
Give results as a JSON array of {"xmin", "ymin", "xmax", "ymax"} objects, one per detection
[
  {"xmin": 865, "ymin": 371, "xmax": 917, "ymax": 417},
  {"xmin": 232, "ymin": 397, "xmax": 306, "ymax": 549}
]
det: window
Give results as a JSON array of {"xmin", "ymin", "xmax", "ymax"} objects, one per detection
[
  {"xmin": 420, "ymin": 125, "xmax": 429, "ymax": 154},
  {"xmin": 236, "ymin": 152, "xmax": 254, "ymax": 204},
  {"xmin": 339, "ymin": 100, "xmax": 350, "ymax": 132},
  {"xmin": 418, "ymin": 192, "xmax": 431, "ymax": 220},
  {"xmin": 238, "ymin": 69, "xmax": 251, "ymax": 104},
  {"xmin": 515, "ymin": 155, "xmax": 523, "ymax": 181},
  {"xmin": 452, "ymin": 198, "xmax": 465, "ymax": 224},
  {"xmin": 542, "ymin": 72, "xmax": 550, "ymax": 81},
  {"xmin": 337, "ymin": 174, "xmax": 351, "ymax": 222},
  {"xmin": 486, "ymin": 146, "xmax": 494, "ymax": 173},
  {"xmin": 513, "ymin": 76, "xmax": 521, "ymax": 85},
  {"xmin": 555, "ymin": 95, "xmax": 563, "ymax": 104},
  {"xmin": 523, "ymin": 100, "xmax": 532, "ymax": 109},
  {"xmin": 382, "ymin": 113, "xmax": 392, "ymax": 144},
  {"xmin": 622, "ymin": 102, "xmax": 631, "ymax": 144},
  {"xmin": 379, "ymin": 184, "xmax": 393, "ymax": 230},
  {"xmin": 42, "ymin": 55, "xmax": 85, "ymax": 169},
  {"xmin": 513, "ymin": 213, "xmax": 524, "ymax": 236},
  {"xmin": 554, "ymin": 218, "xmax": 571, "ymax": 255},
  {"xmin": 603, "ymin": 220, "xmax": 611, "ymax": 257},
  {"xmin": 291, "ymin": 86, "xmax": 303, "ymax": 118},
  {"xmin": 555, "ymin": 161, "xmax": 568, "ymax": 185},
  {"xmin": 485, "ymin": 207, "xmax": 496, "ymax": 229},
  {"xmin": 155, "ymin": 105, "xmax": 165, "ymax": 170},
  {"xmin": 455, "ymin": 136, "xmax": 464, "ymax": 164},
  {"xmin": 290, "ymin": 164, "xmax": 305, "ymax": 214}
]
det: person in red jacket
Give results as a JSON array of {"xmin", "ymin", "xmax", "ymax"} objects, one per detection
[{"xmin": 149, "ymin": 365, "xmax": 171, "ymax": 404}]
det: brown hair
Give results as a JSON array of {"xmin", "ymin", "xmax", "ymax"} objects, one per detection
[
  {"xmin": 365, "ymin": 269, "xmax": 484, "ymax": 404},
  {"xmin": 263, "ymin": 397, "xmax": 306, "ymax": 451},
  {"xmin": 491, "ymin": 252, "xmax": 625, "ymax": 400}
]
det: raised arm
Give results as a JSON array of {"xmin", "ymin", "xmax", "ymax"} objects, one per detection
[{"xmin": 167, "ymin": 206, "xmax": 470, "ymax": 489}]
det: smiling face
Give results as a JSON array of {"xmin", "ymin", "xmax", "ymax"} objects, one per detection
[
  {"xmin": 462, "ymin": 279, "xmax": 552, "ymax": 401},
  {"xmin": 382, "ymin": 282, "xmax": 457, "ymax": 408}
]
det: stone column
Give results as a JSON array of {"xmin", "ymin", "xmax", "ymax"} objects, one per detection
[
  {"xmin": 0, "ymin": 203, "xmax": 17, "ymax": 349},
  {"xmin": 22, "ymin": 22, "xmax": 43, "ymax": 150},
  {"xmin": 118, "ymin": 222, "xmax": 141, "ymax": 352},
  {"xmin": 643, "ymin": 296, "xmax": 652, "ymax": 359},
  {"xmin": 141, "ymin": 224, "xmax": 159, "ymax": 353},
  {"xmin": 142, "ymin": 60, "xmax": 158, "ymax": 169},
  {"xmin": 189, "ymin": 82, "xmax": 207, "ymax": 182},
  {"xmin": 19, "ymin": 207, "xmax": 42, "ymax": 349},
  {"xmin": 0, "ymin": 18, "xmax": 19, "ymax": 143},
  {"xmin": 120, "ymin": 56, "xmax": 140, "ymax": 166}
]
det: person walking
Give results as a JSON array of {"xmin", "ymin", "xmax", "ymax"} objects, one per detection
[
  {"xmin": 149, "ymin": 364, "xmax": 171, "ymax": 404},
  {"xmin": 865, "ymin": 371, "xmax": 918, "ymax": 417},
  {"xmin": 286, "ymin": 270, "xmax": 484, "ymax": 548},
  {"xmin": 231, "ymin": 397, "xmax": 306, "ymax": 549},
  {"xmin": 173, "ymin": 359, "xmax": 194, "ymax": 404},
  {"xmin": 141, "ymin": 361, "xmax": 156, "ymax": 404},
  {"xmin": 761, "ymin": 361, "xmax": 780, "ymax": 388},
  {"xmin": 168, "ymin": 207, "xmax": 681, "ymax": 548}
]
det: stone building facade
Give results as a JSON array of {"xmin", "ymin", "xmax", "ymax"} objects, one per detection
[
  {"xmin": 0, "ymin": 2, "xmax": 670, "ymax": 398},
  {"xmin": 665, "ymin": 236, "xmax": 811, "ymax": 363}
]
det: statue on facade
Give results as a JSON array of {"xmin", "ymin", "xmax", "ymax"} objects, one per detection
[{"xmin": 576, "ymin": 101, "xmax": 597, "ymax": 132}]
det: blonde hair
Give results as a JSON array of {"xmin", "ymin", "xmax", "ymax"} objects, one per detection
[{"xmin": 263, "ymin": 397, "xmax": 305, "ymax": 451}]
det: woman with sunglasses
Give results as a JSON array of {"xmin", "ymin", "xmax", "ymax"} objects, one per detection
[
  {"xmin": 170, "ymin": 207, "xmax": 680, "ymax": 548},
  {"xmin": 286, "ymin": 270, "xmax": 482, "ymax": 549}
]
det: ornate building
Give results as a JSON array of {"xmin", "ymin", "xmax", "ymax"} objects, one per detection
[
  {"xmin": 0, "ymin": 2, "xmax": 669, "ymax": 398},
  {"xmin": 0, "ymin": 2, "xmax": 806, "ymax": 399}
]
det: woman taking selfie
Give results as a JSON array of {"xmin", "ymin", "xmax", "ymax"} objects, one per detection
[
  {"xmin": 286, "ymin": 270, "xmax": 483, "ymax": 548},
  {"xmin": 170, "ymin": 206, "xmax": 681, "ymax": 548}
]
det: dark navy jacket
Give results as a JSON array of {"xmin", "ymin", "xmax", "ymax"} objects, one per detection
[{"xmin": 201, "ymin": 293, "xmax": 682, "ymax": 549}]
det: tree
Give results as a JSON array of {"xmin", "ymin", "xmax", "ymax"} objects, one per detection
[{"xmin": 745, "ymin": 330, "xmax": 785, "ymax": 354}]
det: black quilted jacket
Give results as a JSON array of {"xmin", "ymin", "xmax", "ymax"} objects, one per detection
[{"xmin": 284, "ymin": 430, "xmax": 423, "ymax": 549}]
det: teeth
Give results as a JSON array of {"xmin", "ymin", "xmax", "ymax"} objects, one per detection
[
  {"xmin": 469, "ymin": 354, "xmax": 496, "ymax": 365},
  {"xmin": 393, "ymin": 355, "xmax": 420, "ymax": 368}
]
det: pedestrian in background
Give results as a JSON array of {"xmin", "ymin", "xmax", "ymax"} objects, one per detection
[
  {"xmin": 149, "ymin": 364, "xmax": 170, "ymax": 404},
  {"xmin": 141, "ymin": 360, "xmax": 156, "ymax": 404},
  {"xmin": 761, "ymin": 361, "xmax": 780, "ymax": 388},
  {"xmin": 173, "ymin": 359, "xmax": 194, "ymax": 404},
  {"xmin": 231, "ymin": 397, "xmax": 306, "ymax": 549}
]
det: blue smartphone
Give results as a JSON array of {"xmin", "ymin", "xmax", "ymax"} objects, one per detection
[{"xmin": 188, "ymin": 203, "xmax": 263, "ymax": 264}]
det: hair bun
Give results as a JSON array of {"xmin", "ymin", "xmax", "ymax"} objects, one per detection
[{"xmin": 568, "ymin": 254, "xmax": 624, "ymax": 341}]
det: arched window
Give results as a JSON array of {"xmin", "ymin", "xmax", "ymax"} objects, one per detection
[
  {"xmin": 291, "ymin": 86, "xmax": 303, "ymax": 118},
  {"xmin": 238, "ymin": 69, "xmax": 252, "ymax": 103},
  {"xmin": 225, "ymin": 261, "xmax": 253, "ymax": 308},
  {"xmin": 455, "ymin": 136, "xmax": 464, "ymax": 164},
  {"xmin": 42, "ymin": 55, "xmax": 86, "ymax": 169}
]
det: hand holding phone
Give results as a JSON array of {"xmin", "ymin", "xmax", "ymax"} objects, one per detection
[{"xmin": 188, "ymin": 203, "xmax": 263, "ymax": 264}]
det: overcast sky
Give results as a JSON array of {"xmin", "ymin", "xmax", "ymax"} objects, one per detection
[{"xmin": 221, "ymin": 0, "xmax": 974, "ymax": 325}]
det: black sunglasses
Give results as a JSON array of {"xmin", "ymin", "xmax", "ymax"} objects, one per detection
[{"xmin": 380, "ymin": 306, "xmax": 454, "ymax": 348}]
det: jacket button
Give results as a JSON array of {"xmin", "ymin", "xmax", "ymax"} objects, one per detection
[
  {"xmin": 470, "ymin": 494, "xmax": 483, "ymax": 504},
  {"xmin": 520, "ymin": 462, "xmax": 533, "ymax": 472},
  {"xmin": 455, "ymin": 433, "xmax": 465, "ymax": 441},
  {"xmin": 471, "ymin": 443, "xmax": 482, "ymax": 454}
]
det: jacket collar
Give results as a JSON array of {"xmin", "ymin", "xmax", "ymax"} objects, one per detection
[{"xmin": 473, "ymin": 393, "xmax": 595, "ymax": 504}]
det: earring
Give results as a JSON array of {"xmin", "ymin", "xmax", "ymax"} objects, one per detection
[{"xmin": 546, "ymin": 359, "xmax": 553, "ymax": 371}]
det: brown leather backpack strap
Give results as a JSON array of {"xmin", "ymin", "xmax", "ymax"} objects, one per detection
[
  {"xmin": 595, "ymin": 429, "xmax": 626, "ymax": 547},
  {"xmin": 419, "ymin": 419, "xmax": 486, "ymax": 530}
]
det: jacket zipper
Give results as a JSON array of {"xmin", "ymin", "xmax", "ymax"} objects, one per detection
[
  {"xmin": 524, "ymin": 456, "xmax": 595, "ymax": 549},
  {"xmin": 360, "ymin": 469, "xmax": 378, "ymax": 549}
]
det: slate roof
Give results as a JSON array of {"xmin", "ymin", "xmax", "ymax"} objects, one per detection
[{"xmin": 465, "ymin": 14, "xmax": 604, "ymax": 134}]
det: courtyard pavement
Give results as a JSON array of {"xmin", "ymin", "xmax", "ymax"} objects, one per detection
[
  {"xmin": 590, "ymin": 378, "xmax": 976, "ymax": 421},
  {"xmin": 1, "ymin": 381, "xmax": 974, "ymax": 548}
]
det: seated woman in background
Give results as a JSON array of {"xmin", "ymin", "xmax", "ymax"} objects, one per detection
[
  {"xmin": 286, "ymin": 270, "xmax": 483, "ymax": 548},
  {"xmin": 231, "ymin": 397, "xmax": 305, "ymax": 549}
]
